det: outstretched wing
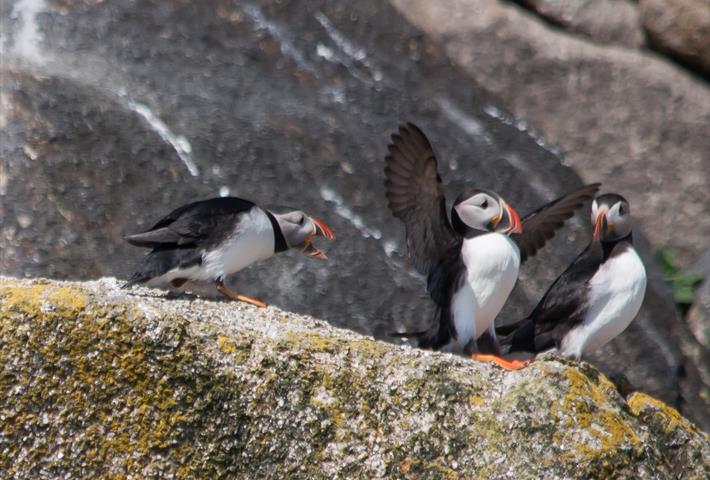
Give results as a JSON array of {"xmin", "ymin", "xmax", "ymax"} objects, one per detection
[
  {"xmin": 384, "ymin": 122, "xmax": 461, "ymax": 275},
  {"xmin": 124, "ymin": 197, "xmax": 256, "ymax": 248},
  {"xmin": 512, "ymin": 183, "xmax": 600, "ymax": 263}
]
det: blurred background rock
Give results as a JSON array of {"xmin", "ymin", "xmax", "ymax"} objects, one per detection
[{"xmin": 1, "ymin": 0, "xmax": 708, "ymax": 429}]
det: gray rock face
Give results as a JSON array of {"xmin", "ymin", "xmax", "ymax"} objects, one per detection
[
  {"xmin": 0, "ymin": 0, "xmax": 707, "ymax": 429},
  {"xmin": 639, "ymin": 0, "xmax": 710, "ymax": 76},
  {"xmin": 519, "ymin": 0, "xmax": 645, "ymax": 47},
  {"xmin": 1, "ymin": 277, "xmax": 708, "ymax": 479},
  {"xmin": 392, "ymin": 0, "xmax": 710, "ymax": 429}
]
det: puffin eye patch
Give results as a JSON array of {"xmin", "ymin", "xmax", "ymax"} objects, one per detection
[
  {"xmin": 480, "ymin": 199, "xmax": 488, "ymax": 209},
  {"xmin": 618, "ymin": 204, "xmax": 625, "ymax": 215}
]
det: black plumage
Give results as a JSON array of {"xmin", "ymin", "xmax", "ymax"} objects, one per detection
[
  {"xmin": 123, "ymin": 197, "xmax": 257, "ymax": 287},
  {"xmin": 498, "ymin": 234, "xmax": 633, "ymax": 355}
]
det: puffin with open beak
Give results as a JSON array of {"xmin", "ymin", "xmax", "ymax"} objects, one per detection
[
  {"xmin": 385, "ymin": 122, "xmax": 600, "ymax": 369},
  {"xmin": 123, "ymin": 196, "xmax": 335, "ymax": 307},
  {"xmin": 497, "ymin": 193, "xmax": 646, "ymax": 361}
]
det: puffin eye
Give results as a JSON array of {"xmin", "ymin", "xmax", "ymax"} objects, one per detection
[
  {"xmin": 298, "ymin": 215, "xmax": 305, "ymax": 225},
  {"xmin": 480, "ymin": 199, "xmax": 488, "ymax": 209},
  {"xmin": 618, "ymin": 203, "xmax": 625, "ymax": 215}
]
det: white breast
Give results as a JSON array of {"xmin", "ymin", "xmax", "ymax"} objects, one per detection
[
  {"xmin": 560, "ymin": 245, "xmax": 646, "ymax": 359},
  {"xmin": 451, "ymin": 233, "xmax": 520, "ymax": 350},
  {"xmin": 202, "ymin": 206, "xmax": 276, "ymax": 280}
]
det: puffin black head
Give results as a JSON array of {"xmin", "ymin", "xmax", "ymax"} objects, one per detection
[
  {"xmin": 270, "ymin": 210, "xmax": 335, "ymax": 259},
  {"xmin": 451, "ymin": 188, "xmax": 523, "ymax": 237},
  {"xmin": 591, "ymin": 193, "xmax": 632, "ymax": 242}
]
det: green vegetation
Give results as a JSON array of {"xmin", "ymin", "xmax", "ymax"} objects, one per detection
[{"xmin": 656, "ymin": 246, "xmax": 704, "ymax": 314}]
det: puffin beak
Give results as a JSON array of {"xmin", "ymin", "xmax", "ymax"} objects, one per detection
[
  {"xmin": 501, "ymin": 200, "xmax": 523, "ymax": 235},
  {"xmin": 312, "ymin": 219, "xmax": 335, "ymax": 239},
  {"xmin": 300, "ymin": 218, "xmax": 334, "ymax": 260},
  {"xmin": 593, "ymin": 206, "xmax": 608, "ymax": 240},
  {"xmin": 302, "ymin": 241, "xmax": 328, "ymax": 260}
]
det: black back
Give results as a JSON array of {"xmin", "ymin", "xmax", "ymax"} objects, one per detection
[
  {"xmin": 500, "ymin": 234, "xmax": 633, "ymax": 354},
  {"xmin": 123, "ymin": 197, "xmax": 258, "ymax": 285},
  {"xmin": 125, "ymin": 197, "xmax": 256, "ymax": 249}
]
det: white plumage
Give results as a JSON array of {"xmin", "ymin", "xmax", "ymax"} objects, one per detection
[
  {"xmin": 146, "ymin": 207, "xmax": 275, "ymax": 287},
  {"xmin": 560, "ymin": 246, "xmax": 647, "ymax": 358},
  {"xmin": 450, "ymin": 233, "xmax": 521, "ymax": 351}
]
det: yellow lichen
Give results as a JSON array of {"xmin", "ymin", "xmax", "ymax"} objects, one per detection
[
  {"xmin": 627, "ymin": 392, "xmax": 699, "ymax": 435},
  {"xmin": 555, "ymin": 368, "xmax": 641, "ymax": 462},
  {"xmin": 217, "ymin": 334, "xmax": 238, "ymax": 354}
]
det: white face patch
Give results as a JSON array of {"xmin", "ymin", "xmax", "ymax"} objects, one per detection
[{"xmin": 455, "ymin": 193, "xmax": 499, "ymax": 231}]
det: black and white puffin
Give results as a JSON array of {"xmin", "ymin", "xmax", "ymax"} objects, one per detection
[
  {"xmin": 384, "ymin": 122, "xmax": 600, "ymax": 369},
  {"xmin": 497, "ymin": 193, "xmax": 646, "ymax": 360},
  {"xmin": 123, "ymin": 196, "xmax": 335, "ymax": 307}
]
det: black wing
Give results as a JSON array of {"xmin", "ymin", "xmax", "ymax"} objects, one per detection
[
  {"xmin": 124, "ymin": 197, "xmax": 256, "ymax": 248},
  {"xmin": 385, "ymin": 123, "xmax": 464, "ymax": 348},
  {"xmin": 384, "ymin": 122, "xmax": 461, "ymax": 275},
  {"xmin": 499, "ymin": 241, "xmax": 604, "ymax": 353},
  {"xmin": 512, "ymin": 183, "xmax": 600, "ymax": 263}
]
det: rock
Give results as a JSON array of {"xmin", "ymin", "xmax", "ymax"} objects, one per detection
[
  {"xmin": 639, "ymin": 0, "xmax": 710, "ymax": 76},
  {"xmin": 391, "ymin": 0, "xmax": 710, "ymax": 270},
  {"xmin": 0, "ymin": 0, "xmax": 706, "ymax": 429},
  {"xmin": 391, "ymin": 0, "xmax": 710, "ymax": 430},
  {"xmin": 0, "ymin": 277, "xmax": 708, "ymax": 478},
  {"xmin": 519, "ymin": 0, "xmax": 645, "ymax": 47}
]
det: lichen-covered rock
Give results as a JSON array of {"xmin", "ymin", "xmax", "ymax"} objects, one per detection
[{"xmin": 1, "ymin": 277, "xmax": 707, "ymax": 479}]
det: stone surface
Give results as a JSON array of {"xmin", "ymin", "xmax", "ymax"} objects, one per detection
[
  {"xmin": 391, "ymin": 0, "xmax": 710, "ymax": 429},
  {"xmin": 519, "ymin": 0, "xmax": 645, "ymax": 47},
  {"xmin": 1, "ymin": 277, "xmax": 708, "ymax": 479},
  {"xmin": 639, "ymin": 0, "xmax": 710, "ymax": 76},
  {"xmin": 0, "ymin": 0, "xmax": 707, "ymax": 429}
]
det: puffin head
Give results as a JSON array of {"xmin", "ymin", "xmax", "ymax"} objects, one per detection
[
  {"xmin": 451, "ymin": 188, "xmax": 523, "ymax": 237},
  {"xmin": 271, "ymin": 210, "xmax": 335, "ymax": 259},
  {"xmin": 591, "ymin": 193, "xmax": 632, "ymax": 242}
]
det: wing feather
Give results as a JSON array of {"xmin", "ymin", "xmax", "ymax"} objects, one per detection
[
  {"xmin": 384, "ymin": 122, "xmax": 460, "ymax": 275},
  {"xmin": 512, "ymin": 183, "xmax": 600, "ymax": 263}
]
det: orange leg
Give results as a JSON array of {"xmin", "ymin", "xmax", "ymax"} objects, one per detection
[
  {"xmin": 471, "ymin": 353, "xmax": 531, "ymax": 370},
  {"xmin": 216, "ymin": 281, "xmax": 268, "ymax": 308}
]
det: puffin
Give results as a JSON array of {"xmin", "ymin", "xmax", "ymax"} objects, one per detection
[
  {"xmin": 497, "ymin": 193, "xmax": 646, "ymax": 360},
  {"xmin": 384, "ymin": 122, "xmax": 600, "ymax": 369},
  {"xmin": 123, "ymin": 196, "xmax": 335, "ymax": 307}
]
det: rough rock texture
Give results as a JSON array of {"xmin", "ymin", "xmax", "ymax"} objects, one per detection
[
  {"xmin": 0, "ymin": 0, "xmax": 707, "ymax": 428},
  {"xmin": 391, "ymin": 0, "xmax": 710, "ymax": 429},
  {"xmin": 518, "ymin": 0, "xmax": 645, "ymax": 47},
  {"xmin": 639, "ymin": 0, "xmax": 710, "ymax": 76},
  {"xmin": 392, "ymin": 0, "xmax": 710, "ymax": 269},
  {"xmin": 1, "ymin": 277, "xmax": 708, "ymax": 479}
]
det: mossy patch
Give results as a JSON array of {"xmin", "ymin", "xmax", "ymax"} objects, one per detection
[{"xmin": 1, "ymin": 278, "xmax": 707, "ymax": 479}]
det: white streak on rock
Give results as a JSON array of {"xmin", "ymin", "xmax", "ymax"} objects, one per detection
[
  {"xmin": 319, "ymin": 186, "xmax": 381, "ymax": 240},
  {"xmin": 435, "ymin": 96, "xmax": 491, "ymax": 145},
  {"xmin": 483, "ymin": 104, "xmax": 564, "ymax": 162},
  {"xmin": 127, "ymin": 100, "xmax": 199, "ymax": 177},
  {"xmin": 10, "ymin": 0, "xmax": 47, "ymax": 64},
  {"xmin": 315, "ymin": 12, "xmax": 383, "ymax": 83},
  {"xmin": 243, "ymin": 3, "xmax": 317, "ymax": 74}
]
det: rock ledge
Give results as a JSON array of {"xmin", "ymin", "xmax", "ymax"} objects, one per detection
[{"xmin": 0, "ymin": 277, "xmax": 707, "ymax": 479}]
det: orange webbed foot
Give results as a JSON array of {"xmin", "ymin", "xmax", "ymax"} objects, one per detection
[{"xmin": 471, "ymin": 353, "xmax": 531, "ymax": 370}]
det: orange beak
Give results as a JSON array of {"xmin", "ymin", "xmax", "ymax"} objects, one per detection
[
  {"xmin": 502, "ymin": 200, "xmax": 523, "ymax": 235},
  {"xmin": 313, "ymin": 219, "xmax": 335, "ymax": 239},
  {"xmin": 593, "ymin": 206, "xmax": 608, "ymax": 240}
]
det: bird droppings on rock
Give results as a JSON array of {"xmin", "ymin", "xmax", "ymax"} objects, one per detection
[{"xmin": 0, "ymin": 276, "xmax": 708, "ymax": 479}]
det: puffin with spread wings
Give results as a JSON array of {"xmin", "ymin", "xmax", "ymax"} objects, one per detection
[{"xmin": 384, "ymin": 122, "xmax": 599, "ymax": 369}]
